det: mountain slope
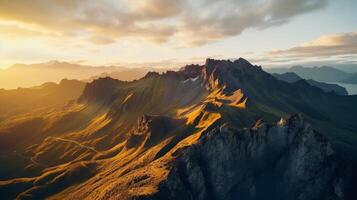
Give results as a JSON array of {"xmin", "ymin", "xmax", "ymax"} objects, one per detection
[
  {"xmin": 0, "ymin": 58, "xmax": 356, "ymax": 200},
  {"xmin": 0, "ymin": 79, "xmax": 85, "ymax": 120},
  {"xmin": 266, "ymin": 65, "xmax": 351, "ymax": 82},
  {"xmin": 273, "ymin": 72, "xmax": 348, "ymax": 95},
  {"xmin": 272, "ymin": 72, "xmax": 301, "ymax": 82},
  {"xmin": 341, "ymin": 73, "xmax": 357, "ymax": 84}
]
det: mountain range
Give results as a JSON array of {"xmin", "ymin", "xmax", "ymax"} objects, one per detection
[
  {"xmin": 0, "ymin": 61, "xmax": 123, "ymax": 89},
  {"xmin": 272, "ymin": 72, "xmax": 348, "ymax": 95},
  {"xmin": 326, "ymin": 64, "xmax": 357, "ymax": 74},
  {"xmin": 266, "ymin": 65, "xmax": 353, "ymax": 82},
  {"xmin": 341, "ymin": 73, "xmax": 357, "ymax": 84},
  {"xmin": 0, "ymin": 61, "xmax": 170, "ymax": 90},
  {"xmin": 85, "ymin": 68, "xmax": 172, "ymax": 82},
  {"xmin": 0, "ymin": 58, "xmax": 356, "ymax": 200},
  {"xmin": 0, "ymin": 79, "xmax": 85, "ymax": 121}
]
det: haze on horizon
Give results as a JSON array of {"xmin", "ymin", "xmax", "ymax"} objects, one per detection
[{"xmin": 0, "ymin": 0, "xmax": 356, "ymax": 69}]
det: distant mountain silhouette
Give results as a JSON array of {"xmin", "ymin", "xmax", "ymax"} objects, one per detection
[
  {"xmin": 0, "ymin": 58, "xmax": 357, "ymax": 200},
  {"xmin": 85, "ymin": 68, "xmax": 173, "ymax": 82},
  {"xmin": 272, "ymin": 72, "xmax": 301, "ymax": 82},
  {"xmin": 341, "ymin": 73, "xmax": 357, "ymax": 84},
  {"xmin": 273, "ymin": 72, "xmax": 348, "ymax": 95},
  {"xmin": 332, "ymin": 64, "xmax": 357, "ymax": 73},
  {"xmin": 0, "ymin": 79, "xmax": 85, "ymax": 120},
  {"xmin": 0, "ymin": 61, "xmax": 128, "ymax": 89},
  {"xmin": 266, "ymin": 65, "xmax": 352, "ymax": 82}
]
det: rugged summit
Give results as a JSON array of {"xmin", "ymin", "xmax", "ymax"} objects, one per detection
[{"xmin": 0, "ymin": 58, "xmax": 357, "ymax": 200}]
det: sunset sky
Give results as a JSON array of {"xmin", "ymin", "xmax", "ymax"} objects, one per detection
[{"xmin": 0, "ymin": 0, "xmax": 356, "ymax": 69}]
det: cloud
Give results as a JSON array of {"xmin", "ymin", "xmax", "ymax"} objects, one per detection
[
  {"xmin": 0, "ymin": 0, "xmax": 328, "ymax": 47},
  {"xmin": 132, "ymin": 0, "xmax": 184, "ymax": 19},
  {"xmin": 270, "ymin": 31, "xmax": 357, "ymax": 57},
  {"xmin": 88, "ymin": 36, "xmax": 116, "ymax": 45},
  {"xmin": 0, "ymin": 0, "xmax": 179, "ymax": 46},
  {"xmin": 177, "ymin": 0, "xmax": 328, "ymax": 46},
  {"xmin": 0, "ymin": 23, "xmax": 57, "ymax": 38}
]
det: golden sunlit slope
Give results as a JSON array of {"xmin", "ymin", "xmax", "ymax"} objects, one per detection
[
  {"xmin": 0, "ymin": 59, "xmax": 249, "ymax": 199},
  {"xmin": 0, "ymin": 58, "xmax": 357, "ymax": 200}
]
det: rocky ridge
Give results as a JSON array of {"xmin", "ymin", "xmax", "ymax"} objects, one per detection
[{"xmin": 140, "ymin": 114, "xmax": 352, "ymax": 200}]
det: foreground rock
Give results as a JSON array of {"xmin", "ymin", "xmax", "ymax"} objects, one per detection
[{"xmin": 145, "ymin": 115, "xmax": 354, "ymax": 200}]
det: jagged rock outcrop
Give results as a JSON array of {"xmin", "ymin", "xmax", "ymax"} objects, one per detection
[
  {"xmin": 143, "ymin": 71, "xmax": 161, "ymax": 79},
  {"xmin": 180, "ymin": 64, "xmax": 204, "ymax": 79},
  {"xmin": 146, "ymin": 115, "xmax": 349, "ymax": 200},
  {"xmin": 79, "ymin": 77, "xmax": 123, "ymax": 104},
  {"xmin": 201, "ymin": 58, "xmax": 264, "ymax": 92},
  {"xmin": 126, "ymin": 115, "xmax": 185, "ymax": 148}
]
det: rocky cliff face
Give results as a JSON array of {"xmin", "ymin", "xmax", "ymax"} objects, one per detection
[
  {"xmin": 146, "ymin": 115, "xmax": 349, "ymax": 200},
  {"xmin": 126, "ymin": 115, "xmax": 185, "ymax": 149}
]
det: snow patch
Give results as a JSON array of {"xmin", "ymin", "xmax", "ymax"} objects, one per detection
[{"xmin": 183, "ymin": 76, "xmax": 200, "ymax": 83}]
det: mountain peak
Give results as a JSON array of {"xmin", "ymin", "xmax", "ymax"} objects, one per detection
[
  {"xmin": 235, "ymin": 57, "xmax": 253, "ymax": 65},
  {"xmin": 47, "ymin": 60, "xmax": 61, "ymax": 65},
  {"xmin": 180, "ymin": 64, "xmax": 204, "ymax": 79},
  {"xmin": 79, "ymin": 77, "xmax": 122, "ymax": 103},
  {"xmin": 199, "ymin": 58, "xmax": 266, "ymax": 91},
  {"xmin": 204, "ymin": 58, "xmax": 262, "ymax": 72},
  {"xmin": 205, "ymin": 58, "xmax": 232, "ymax": 67},
  {"xmin": 143, "ymin": 71, "xmax": 160, "ymax": 79}
]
